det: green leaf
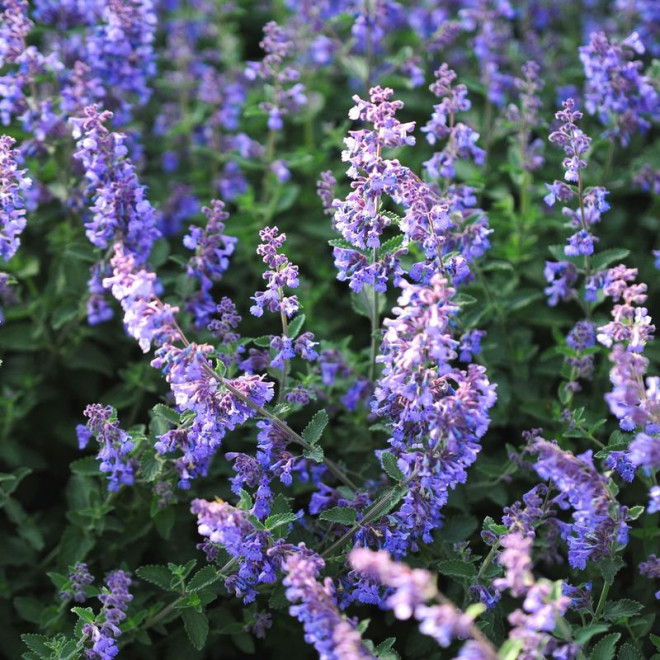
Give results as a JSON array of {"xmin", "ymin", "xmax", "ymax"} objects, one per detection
[
  {"xmin": 69, "ymin": 457, "xmax": 99, "ymax": 477},
  {"xmin": 599, "ymin": 555, "xmax": 625, "ymax": 584},
  {"xmin": 136, "ymin": 565, "xmax": 175, "ymax": 591},
  {"xmin": 264, "ymin": 513, "xmax": 299, "ymax": 531},
  {"xmin": 186, "ymin": 566, "xmax": 220, "ymax": 593},
  {"xmin": 21, "ymin": 634, "xmax": 52, "ymax": 659},
  {"xmin": 71, "ymin": 607, "xmax": 95, "ymax": 623},
  {"xmin": 182, "ymin": 608, "xmax": 209, "ymax": 651},
  {"xmin": 303, "ymin": 445, "xmax": 324, "ymax": 463},
  {"xmin": 151, "ymin": 404, "xmax": 180, "ymax": 425},
  {"xmin": 436, "ymin": 560, "xmax": 476, "ymax": 579},
  {"xmin": 253, "ymin": 335, "xmax": 272, "ymax": 348},
  {"xmin": 319, "ymin": 506, "xmax": 358, "ymax": 525},
  {"xmin": 651, "ymin": 635, "xmax": 660, "ymax": 652},
  {"xmin": 575, "ymin": 625, "xmax": 610, "ymax": 645},
  {"xmin": 591, "ymin": 248, "xmax": 631, "ymax": 270},
  {"xmin": 287, "ymin": 314, "xmax": 305, "ymax": 339},
  {"xmin": 627, "ymin": 505, "xmax": 644, "ymax": 521},
  {"xmin": 379, "ymin": 234, "xmax": 405, "ymax": 255},
  {"xmin": 302, "ymin": 409, "xmax": 329, "ymax": 445},
  {"xmin": 603, "ymin": 599, "xmax": 644, "ymax": 622},
  {"xmin": 589, "ymin": 633, "xmax": 621, "ymax": 660},
  {"xmin": 328, "ymin": 238, "xmax": 365, "ymax": 254},
  {"xmin": 618, "ymin": 643, "xmax": 645, "ymax": 660},
  {"xmin": 381, "ymin": 452, "xmax": 404, "ymax": 482}
]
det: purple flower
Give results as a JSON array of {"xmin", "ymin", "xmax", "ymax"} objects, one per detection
[
  {"xmin": 76, "ymin": 404, "xmax": 136, "ymax": 492},
  {"xmin": 493, "ymin": 533, "xmax": 534, "ymax": 597},
  {"xmin": 82, "ymin": 569, "xmax": 133, "ymax": 660},
  {"xmin": 549, "ymin": 98, "xmax": 590, "ymax": 183},
  {"xmin": 60, "ymin": 562, "xmax": 95, "ymax": 603},
  {"xmin": 283, "ymin": 546, "xmax": 373, "ymax": 659},
  {"xmin": 580, "ymin": 31, "xmax": 660, "ymax": 146},
  {"xmin": 543, "ymin": 261, "xmax": 577, "ymax": 306},
  {"xmin": 183, "ymin": 199, "xmax": 237, "ymax": 328},
  {"xmin": 639, "ymin": 555, "xmax": 660, "ymax": 599},
  {"xmin": 0, "ymin": 134, "xmax": 31, "ymax": 262},
  {"xmin": 250, "ymin": 226, "xmax": 299, "ymax": 318}
]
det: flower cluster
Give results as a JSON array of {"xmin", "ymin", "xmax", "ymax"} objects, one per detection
[
  {"xmin": 527, "ymin": 435, "xmax": 630, "ymax": 570},
  {"xmin": 639, "ymin": 555, "xmax": 660, "ymax": 599},
  {"xmin": 371, "ymin": 275, "xmax": 496, "ymax": 554},
  {"xmin": 76, "ymin": 404, "xmax": 136, "ymax": 492},
  {"xmin": 422, "ymin": 64, "xmax": 485, "ymax": 181},
  {"xmin": 282, "ymin": 546, "xmax": 373, "ymax": 660},
  {"xmin": 183, "ymin": 199, "xmax": 237, "ymax": 327},
  {"xmin": 245, "ymin": 21, "xmax": 306, "ymax": 131},
  {"xmin": 580, "ymin": 31, "xmax": 660, "ymax": 146},
  {"xmin": 350, "ymin": 548, "xmax": 496, "ymax": 657},
  {"xmin": 191, "ymin": 498, "xmax": 288, "ymax": 603},
  {"xmin": 59, "ymin": 562, "xmax": 95, "ymax": 603},
  {"xmin": 546, "ymin": 99, "xmax": 609, "ymax": 258},
  {"xmin": 0, "ymin": 134, "xmax": 31, "ymax": 262},
  {"xmin": 81, "ymin": 570, "xmax": 133, "ymax": 660}
]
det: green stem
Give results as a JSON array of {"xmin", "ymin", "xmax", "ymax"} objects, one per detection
[
  {"xmin": 368, "ymin": 248, "xmax": 379, "ymax": 382},
  {"xmin": 592, "ymin": 580, "xmax": 610, "ymax": 622}
]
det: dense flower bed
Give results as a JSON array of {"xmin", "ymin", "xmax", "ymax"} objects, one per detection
[{"xmin": 1, "ymin": 1, "xmax": 660, "ymax": 659}]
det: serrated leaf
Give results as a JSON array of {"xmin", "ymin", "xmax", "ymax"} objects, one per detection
[
  {"xmin": 302, "ymin": 409, "xmax": 329, "ymax": 445},
  {"xmin": 136, "ymin": 565, "xmax": 175, "ymax": 591},
  {"xmin": 139, "ymin": 452, "xmax": 162, "ymax": 482},
  {"xmin": 591, "ymin": 248, "xmax": 631, "ymax": 270},
  {"xmin": 589, "ymin": 632, "xmax": 621, "ymax": 660},
  {"xmin": 186, "ymin": 566, "xmax": 220, "ymax": 592},
  {"xmin": 265, "ymin": 513, "xmax": 299, "ymax": 531},
  {"xmin": 287, "ymin": 314, "xmax": 305, "ymax": 338},
  {"xmin": 379, "ymin": 234, "xmax": 405, "ymax": 255},
  {"xmin": 618, "ymin": 643, "xmax": 644, "ymax": 660},
  {"xmin": 253, "ymin": 335, "xmax": 272, "ymax": 348},
  {"xmin": 381, "ymin": 452, "xmax": 404, "ymax": 481},
  {"xmin": 182, "ymin": 608, "xmax": 209, "ymax": 651},
  {"xmin": 71, "ymin": 607, "xmax": 95, "ymax": 623},
  {"xmin": 151, "ymin": 404, "xmax": 180, "ymax": 425},
  {"xmin": 599, "ymin": 555, "xmax": 625, "ymax": 584},
  {"xmin": 603, "ymin": 599, "xmax": 644, "ymax": 621},
  {"xmin": 436, "ymin": 560, "xmax": 476, "ymax": 579},
  {"xmin": 303, "ymin": 445, "xmax": 324, "ymax": 462},
  {"xmin": 328, "ymin": 238, "xmax": 365, "ymax": 254},
  {"xmin": 21, "ymin": 634, "xmax": 51, "ymax": 658},
  {"xmin": 627, "ymin": 505, "xmax": 644, "ymax": 521},
  {"xmin": 319, "ymin": 506, "xmax": 358, "ymax": 525}
]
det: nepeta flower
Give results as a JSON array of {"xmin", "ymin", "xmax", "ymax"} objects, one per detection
[
  {"xmin": 350, "ymin": 548, "xmax": 496, "ymax": 657},
  {"xmin": 371, "ymin": 275, "xmax": 496, "ymax": 554},
  {"xmin": 580, "ymin": 31, "xmax": 660, "ymax": 146},
  {"xmin": 549, "ymin": 98, "xmax": 590, "ymax": 183},
  {"xmin": 191, "ymin": 498, "xmax": 289, "ymax": 603},
  {"xmin": 81, "ymin": 569, "xmax": 132, "ymax": 660},
  {"xmin": 60, "ymin": 562, "xmax": 94, "ymax": 603},
  {"xmin": 283, "ymin": 546, "xmax": 373, "ymax": 660},
  {"xmin": 183, "ymin": 199, "xmax": 237, "ymax": 327},
  {"xmin": 422, "ymin": 64, "xmax": 485, "ymax": 181},
  {"xmin": 250, "ymin": 226, "xmax": 299, "ymax": 318},
  {"xmin": 639, "ymin": 555, "xmax": 660, "ymax": 599},
  {"xmin": 244, "ymin": 21, "xmax": 306, "ymax": 130},
  {"xmin": 0, "ymin": 0, "xmax": 32, "ymax": 68},
  {"xmin": 76, "ymin": 404, "xmax": 136, "ymax": 492},
  {"xmin": 0, "ymin": 134, "xmax": 31, "ymax": 262},
  {"xmin": 527, "ymin": 436, "xmax": 630, "ymax": 570}
]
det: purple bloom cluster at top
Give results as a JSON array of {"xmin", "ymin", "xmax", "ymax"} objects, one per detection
[
  {"xmin": 183, "ymin": 199, "xmax": 237, "ymax": 327},
  {"xmin": 546, "ymin": 99, "xmax": 610, "ymax": 259},
  {"xmin": 250, "ymin": 226, "xmax": 300, "ymax": 318},
  {"xmin": 245, "ymin": 21, "xmax": 306, "ymax": 131},
  {"xmin": 76, "ymin": 404, "xmax": 137, "ymax": 492},
  {"xmin": 580, "ymin": 31, "xmax": 660, "ymax": 146},
  {"xmin": 0, "ymin": 0, "xmax": 32, "ymax": 68},
  {"xmin": 81, "ymin": 569, "xmax": 133, "ymax": 660},
  {"xmin": 371, "ymin": 275, "xmax": 496, "ymax": 554},
  {"xmin": 0, "ymin": 134, "xmax": 31, "ymax": 262},
  {"xmin": 422, "ymin": 64, "xmax": 485, "ymax": 181},
  {"xmin": 282, "ymin": 546, "xmax": 373, "ymax": 660}
]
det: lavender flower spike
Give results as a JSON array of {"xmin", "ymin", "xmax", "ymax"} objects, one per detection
[
  {"xmin": 0, "ymin": 134, "xmax": 31, "ymax": 262},
  {"xmin": 283, "ymin": 545, "xmax": 374, "ymax": 660}
]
